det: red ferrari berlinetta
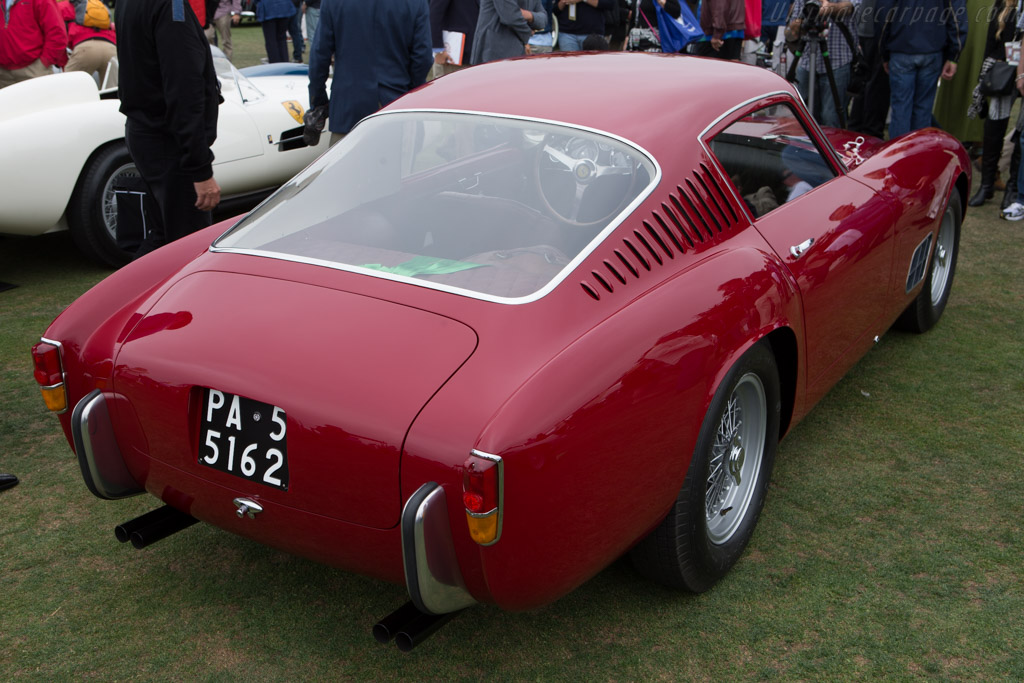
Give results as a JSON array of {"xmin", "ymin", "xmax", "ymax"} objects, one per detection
[{"xmin": 32, "ymin": 53, "xmax": 967, "ymax": 650}]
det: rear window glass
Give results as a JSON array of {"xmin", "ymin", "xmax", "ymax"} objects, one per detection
[{"xmin": 213, "ymin": 112, "xmax": 657, "ymax": 302}]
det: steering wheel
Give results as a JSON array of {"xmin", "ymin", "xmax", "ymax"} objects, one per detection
[{"xmin": 534, "ymin": 134, "xmax": 640, "ymax": 227}]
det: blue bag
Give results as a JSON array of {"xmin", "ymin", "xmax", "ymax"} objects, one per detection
[{"xmin": 655, "ymin": 2, "xmax": 704, "ymax": 53}]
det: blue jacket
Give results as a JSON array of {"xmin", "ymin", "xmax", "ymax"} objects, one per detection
[
  {"xmin": 256, "ymin": 0, "xmax": 296, "ymax": 21},
  {"xmin": 874, "ymin": 0, "xmax": 967, "ymax": 63},
  {"xmin": 309, "ymin": 0, "xmax": 433, "ymax": 135}
]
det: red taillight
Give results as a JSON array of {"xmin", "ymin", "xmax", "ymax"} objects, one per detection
[
  {"xmin": 463, "ymin": 454, "xmax": 499, "ymax": 514},
  {"xmin": 31, "ymin": 340, "xmax": 67, "ymax": 412},
  {"xmin": 462, "ymin": 452, "xmax": 503, "ymax": 545},
  {"xmin": 32, "ymin": 341, "xmax": 63, "ymax": 386}
]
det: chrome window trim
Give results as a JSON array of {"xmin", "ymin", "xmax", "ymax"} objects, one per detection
[
  {"xmin": 697, "ymin": 91, "xmax": 848, "ymax": 224},
  {"xmin": 209, "ymin": 109, "xmax": 663, "ymax": 305}
]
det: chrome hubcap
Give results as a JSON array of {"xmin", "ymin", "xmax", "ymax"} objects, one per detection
[
  {"xmin": 101, "ymin": 162, "xmax": 141, "ymax": 242},
  {"xmin": 929, "ymin": 207, "xmax": 955, "ymax": 306},
  {"xmin": 706, "ymin": 372, "xmax": 767, "ymax": 545}
]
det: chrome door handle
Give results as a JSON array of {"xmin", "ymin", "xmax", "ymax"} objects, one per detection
[{"xmin": 790, "ymin": 238, "xmax": 815, "ymax": 259}]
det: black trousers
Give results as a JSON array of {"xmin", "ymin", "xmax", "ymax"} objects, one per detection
[
  {"xmin": 846, "ymin": 35, "xmax": 890, "ymax": 139},
  {"xmin": 125, "ymin": 121, "xmax": 212, "ymax": 259},
  {"xmin": 262, "ymin": 17, "xmax": 291, "ymax": 63},
  {"xmin": 692, "ymin": 38, "xmax": 742, "ymax": 61}
]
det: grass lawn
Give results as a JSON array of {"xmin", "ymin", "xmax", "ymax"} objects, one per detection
[{"xmin": 1, "ymin": 29, "xmax": 1023, "ymax": 680}]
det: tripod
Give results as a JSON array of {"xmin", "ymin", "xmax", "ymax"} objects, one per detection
[{"xmin": 786, "ymin": 25, "xmax": 846, "ymax": 129}]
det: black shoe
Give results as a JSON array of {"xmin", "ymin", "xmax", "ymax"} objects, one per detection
[
  {"xmin": 1003, "ymin": 189, "xmax": 1018, "ymax": 210},
  {"xmin": 0, "ymin": 473, "xmax": 18, "ymax": 491},
  {"xmin": 968, "ymin": 185, "xmax": 993, "ymax": 207}
]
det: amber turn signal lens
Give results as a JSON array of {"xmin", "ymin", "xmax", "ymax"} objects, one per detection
[
  {"xmin": 39, "ymin": 385, "xmax": 68, "ymax": 413},
  {"xmin": 465, "ymin": 510, "xmax": 499, "ymax": 545}
]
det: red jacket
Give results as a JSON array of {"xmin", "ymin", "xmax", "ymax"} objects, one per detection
[
  {"xmin": 57, "ymin": 1, "xmax": 116, "ymax": 49},
  {"xmin": 0, "ymin": 0, "xmax": 68, "ymax": 70}
]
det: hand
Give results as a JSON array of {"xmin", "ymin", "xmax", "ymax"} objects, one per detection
[
  {"xmin": 525, "ymin": 44, "xmax": 533, "ymax": 55},
  {"xmin": 434, "ymin": 50, "xmax": 450, "ymax": 65},
  {"xmin": 882, "ymin": 60, "xmax": 889, "ymax": 75},
  {"xmin": 711, "ymin": 37, "xmax": 723, "ymax": 51},
  {"xmin": 941, "ymin": 60, "xmax": 957, "ymax": 80},
  {"xmin": 194, "ymin": 177, "xmax": 221, "ymax": 212},
  {"xmin": 231, "ymin": 14, "xmax": 241, "ymax": 25},
  {"xmin": 521, "ymin": 8, "xmax": 533, "ymax": 22}
]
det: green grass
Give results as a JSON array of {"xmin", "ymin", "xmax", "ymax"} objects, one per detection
[{"xmin": 1, "ymin": 31, "xmax": 1023, "ymax": 680}]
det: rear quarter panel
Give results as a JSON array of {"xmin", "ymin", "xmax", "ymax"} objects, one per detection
[{"xmin": 404, "ymin": 233, "xmax": 803, "ymax": 610}]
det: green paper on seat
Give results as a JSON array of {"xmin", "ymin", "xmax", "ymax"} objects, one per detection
[{"xmin": 360, "ymin": 256, "xmax": 483, "ymax": 277}]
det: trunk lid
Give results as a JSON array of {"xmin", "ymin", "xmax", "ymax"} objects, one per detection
[{"xmin": 111, "ymin": 270, "xmax": 477, "ymax": 529}]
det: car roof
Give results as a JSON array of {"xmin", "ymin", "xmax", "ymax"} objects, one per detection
[{"xmin": 388, "ymin": 52, "xmax": 799, "ymax": 151}]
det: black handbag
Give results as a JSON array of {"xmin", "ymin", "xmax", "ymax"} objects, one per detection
[{"xmin": 980, "ymin": 60, "xmax": 1016, "ymax": 96}]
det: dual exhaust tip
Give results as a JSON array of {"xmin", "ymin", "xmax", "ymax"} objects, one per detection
[
  {"xmin": 114, "ymin": 504, "xmax": 197, "ymax": 549},
  {"xmin": 373, "ymin": 601, "xmax": 461, "ymax": 652}
]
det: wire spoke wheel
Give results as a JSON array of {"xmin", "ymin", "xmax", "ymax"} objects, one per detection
[{"xmin": 705, "ymin": 372, "xmax": 766, "ymax": 545}]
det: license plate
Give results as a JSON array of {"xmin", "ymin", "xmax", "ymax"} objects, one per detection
[{"xmin": 198, "ymin": 389, "xmax": 289, "ymax": 490}]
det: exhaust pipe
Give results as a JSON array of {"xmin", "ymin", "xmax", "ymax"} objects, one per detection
[
  {"xmin": 373, "ymin": 601, "xmax": 462, "ymax": 651},
  {"xmin": 114, "ymin": 505, "xmax": 198, "ymax": 549}
]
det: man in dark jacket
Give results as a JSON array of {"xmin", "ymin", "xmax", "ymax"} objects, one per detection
[
  {"xmin": 554, "ymin": 0, "xmax": 612, "ymax": 51},
  {"xmin": 875, "ymin": 0, "xmax": 967, "ymax": 139},
  {"xmin": 429, "ymin": 0, "xmax": 479, "ymax": 78},
  {"xmin": 117, "ymin": 0, "xmax": 220, "ymax": 257},
  {"xmin": 308, "ymin": 0, "xmax": 432, "ymax": 144}
]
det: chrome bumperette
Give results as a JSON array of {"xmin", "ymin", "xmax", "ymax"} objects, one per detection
[
  {"xmin": 70, "ymin": 390, "xmax": 144, "ymax": 500},
  {"xmin": 401, "ymin": 482, "xmax": 477, "ymax": 615}
]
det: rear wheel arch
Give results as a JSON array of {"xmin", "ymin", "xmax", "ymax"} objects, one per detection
[{"xmin": 762, "ymin": 327, "xmax": 798, "ymax": 438}]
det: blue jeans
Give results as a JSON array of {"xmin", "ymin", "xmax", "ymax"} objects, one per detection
[
  {"xmin": 887, "ymin": 51, "xmax": 943, "ymax": 139},
  {"xmin": 305, "ymin": 6, "xmax": 320, "ymax": 50},
  {"xmin": 558, "ymin": 32, "xmax": 587, "ymax": 51},
  {"xmin": 796, "ymin": 62, "xmax": 851, "ymax": 129}
]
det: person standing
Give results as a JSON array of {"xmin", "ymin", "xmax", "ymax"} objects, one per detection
[
  {"xmin": 0, "ymin": 0, "xmax": 67, "ymax": 89},
  {"xmin": 554, "ymin": 0, "xmax": 611, "ymax": 51},
  {"xmin": 693, "ymin": 0, "xmax": 745, "ymax": 59},
  {"xmin": 117, "ymin": 0, "xmax": 221, "ymax": 258},
  {"xmin": 875, "ymin": 0, "xmax": 967, "ymax": 139},
  {"xmin": 429, "ymin": 0, "xmax": 479, "ymax": 79},
  {"xmin": 308, "ymin": 0, "xmax": 432, "ymax": 145},
  {"xmin": 304, "ymin": 0, "xmax": 320, "ymax": 50},
  {"xmin": 205, "ymin": 0, "xmax": 241, "ymax": 61},
  {"xmin": 257, "ymin": 0, "xmax": 296, "ymax": 63},
  {"xmin": 786, "ymin": 0, "xmax": 859, "ymax": 128},
  {"xmin": 287, "ymin": 0, "xmax": 304, "ymax": 62},
  {"xmin": 472, "ymin": 0, "xmax": 547, "ymax": 63},
  {"xmin": 58, "ymin": 0, "xmax": 118, "ymax": 85}
]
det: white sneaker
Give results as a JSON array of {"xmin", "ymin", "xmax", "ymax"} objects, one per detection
[{"xmin": 1001, "ymin": 201, "xmax": 1024, "ymax": 221}]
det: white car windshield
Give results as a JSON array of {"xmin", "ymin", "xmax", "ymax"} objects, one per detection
[{"xmin": 213, "ymin": 111, "xmax": 657, "ymax": 302}]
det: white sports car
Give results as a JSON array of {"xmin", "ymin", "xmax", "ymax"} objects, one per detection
[{"xmin": 0, "ymin": 49, "xmax": 330, "ymax": 266}]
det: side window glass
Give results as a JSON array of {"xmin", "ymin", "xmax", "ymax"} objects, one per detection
[{"xmin": 710, "ymin": 103, "xmax": 837, "ymax": 218}]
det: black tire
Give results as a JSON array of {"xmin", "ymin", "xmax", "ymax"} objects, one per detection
[
  {"xmin": 631, "ymin": 341, "xmax": 781, "ymax": 593},
  {"xmin": 895, "ymin": 191, "xmax": 962, "ymax": 333},
  {"xmin": 68, "ymin": 142, "xmax": 139, "ymax": 268}
]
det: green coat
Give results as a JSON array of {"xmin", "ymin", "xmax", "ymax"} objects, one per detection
[{"xmin": 932, "ymin": 0, "xmax": 988, "ymax": 143}]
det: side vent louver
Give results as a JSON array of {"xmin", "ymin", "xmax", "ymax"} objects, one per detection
[
  {"xmin": 582, "ymin": 162, "xmax": 745, "ymax": 301},
  {"xmin": 906, "ymin": 233, "xmax": 934, "ymax": 293}
]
